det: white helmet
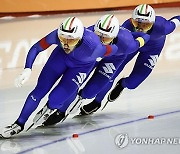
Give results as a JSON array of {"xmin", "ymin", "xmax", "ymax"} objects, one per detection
[
  {"xmin": 58, "ymin": 17, "xmax": 84, "ymax": 39},
  {"xmin": 132, "ymin": 4, "xmax": 155, "ymax": 23},
  {"xmin": 94, "ymin": 14, "xmax": 119, "ymax": 38}
]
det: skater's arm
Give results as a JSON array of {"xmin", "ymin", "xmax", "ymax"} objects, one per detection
[{"xmin": 25, "ymin": 29, "xmax": 59, "ymax": 69}]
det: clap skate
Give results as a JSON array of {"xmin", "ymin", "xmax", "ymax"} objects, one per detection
[
  {"xmin": 108, "ymin": 78, "xmax": 124, "ymax": 102},
  {"xmin": 61, "ymin": 94, "xmax": 84, "ymax": 122},
  {"xmin": 26, "ymin": 103, "xmax": 56, "ymax": 131},
  {"xmin": 1, "ymin": 122, "xmax": 24, "ymax": 139},
  {"xmin": 79, "ymin": 99, "xmax": 101, "ymax": 115},
  {"xmin": 101, "ymin": 78, "xmax": 124, "ymax": 111},
  {"xmin": 37, "ymin": 110, "xmax": 65, "ymax": 128}
]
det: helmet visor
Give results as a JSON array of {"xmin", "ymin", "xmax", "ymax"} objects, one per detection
[
  {"xmin": 59, "ymin": 35, "xmax": 80, "ymax": 54},
  {"xmin": 131, "ymin": 18, "xmax": 153, "ymax": 32},
  {"xmin": 59, "ymin": 35, "xmax": 80, "ymax": 47},
  {"xmin": 95, "ymin": 31, "xmax": 114, "ymax": 45}
]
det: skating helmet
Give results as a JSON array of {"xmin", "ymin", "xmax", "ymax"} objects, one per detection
[
  {"xmin": 94, "ymin": 14, "xmax": 119, "ymax": 45},
  {"xmin": 58, "ymin": 17, "xmax": 84, "ymax": 53},
  {"xmin": 131, "ymin": 4, "xmax": 155, "ymax": 32}
]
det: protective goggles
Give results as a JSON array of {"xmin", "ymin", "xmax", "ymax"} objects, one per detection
[
  {"xmin": 95, "ymin": 31, "xmax": 114, "ymax": 45},
  {"xmin": 59, "ymin": 35, "xmax": 80, "ymax": 47},
  {"xmin": 131, "ymin": 18, "xmax": 153, "ymax": 32}
]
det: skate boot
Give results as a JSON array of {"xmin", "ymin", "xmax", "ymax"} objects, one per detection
[
  {"xmin": 80, "ymin": 99, "xmax": 101, "ymax": 115},
  {"xmin": 33, "ymin": 103, "xmax": 55, "ymax": 125},
  {"xmin": 108, "ymin": 78, "xmax": 124, "ymax": 102},
  {"xmin": 41, "ymin": 110, "xmax": 65, "ymax": 126},
  {"xmin": 1, "ymin": 121, "xmax": 24, "ymax": 138}
]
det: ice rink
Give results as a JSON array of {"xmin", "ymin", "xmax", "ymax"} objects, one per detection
[
  {"xmin": 0, "ymin": 66, "xmax": 180, "ymax": 154},
  {"xmin": 0, "ymin": 7, "xmax": 180, "ymax": 154}
]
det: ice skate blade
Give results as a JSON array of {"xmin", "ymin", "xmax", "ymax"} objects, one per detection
[
  {"xmin": 73, "ymin": 113, "xmax": 92, "ymax": 119},
  {"xmin": 0, "ymin": 134, "xmax": 3, "ymax": 138},
  {"xmin": 35, "ymin": 124, "xmax": 56, "ymax": 129},
  {"xmin": 26, "ymin": 123, "xmax": 34, "ymax": 132},
  {"xmin": 73, "ymin": 114, "xmax": 86, "ymax": 119},
  {"xmin": 0, "ymin": 134, "xmax": 10, "ymax": 139}
]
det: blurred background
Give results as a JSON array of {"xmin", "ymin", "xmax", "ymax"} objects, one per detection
[{"xmin": 0, "ymin": 0, "xmax": 180, "ymax": 89}]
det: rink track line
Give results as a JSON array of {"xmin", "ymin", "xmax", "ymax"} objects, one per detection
[{"xmin": 17, "ymin": 109, "xmax": 180, "ymax": 154}]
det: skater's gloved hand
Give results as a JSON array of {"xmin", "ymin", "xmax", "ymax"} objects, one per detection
[
  {"xmin": 169, "ymin": 16, "xmax": 180, "ymax": 27},
  {"xmin": 15, "ymin": 68, "xmax": 32, "ymax": 87},
  {"xmin": 132, "ymin": 32, "xmax": 150, "ymax": 48}
]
